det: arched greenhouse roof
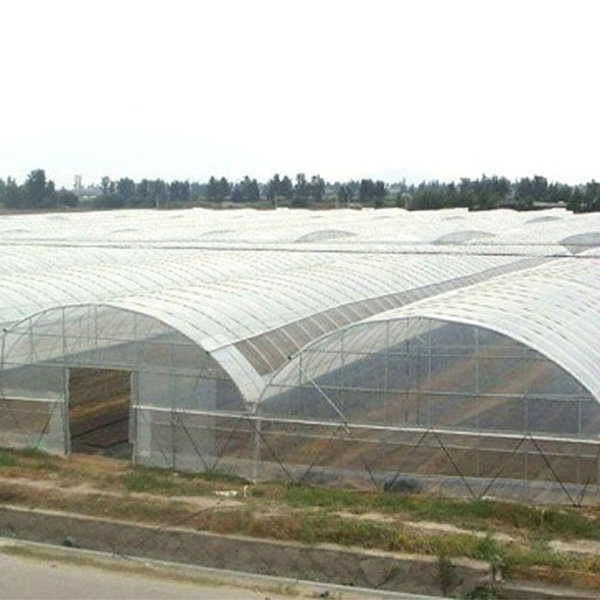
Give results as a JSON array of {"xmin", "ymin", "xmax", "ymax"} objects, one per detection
[
  {"xmin": 18, "ymin": 255, "xmax": 528, "ymax": 401},
  {"xmin": 4, "ymin": 206, "xmax": 600, "ymax": 408},
  {"xmin": 2, "ymin": 250, "xmax": 542, "ymax": 404},
  {"xmin": 306, "ymin": 256, "xmax": 600, "ymax": 404},
  {"xmin": 1, "ymin": 206, "xmax": 596, "ymax": 248}
]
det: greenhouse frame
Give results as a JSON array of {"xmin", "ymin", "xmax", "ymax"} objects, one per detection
[{"xmin": 2, "ymin": 207, "xmax": 600, "ymax": 504}]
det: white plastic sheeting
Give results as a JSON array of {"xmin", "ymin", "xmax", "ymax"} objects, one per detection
[
  {"xmin": 3, "ymin": 206, "xmax": 600, "ymax": 410},
  {"xmin": 2, "ymin": 207, "xmax": 600, "ymax": 501},
  {"xmin": 1, "ymin": 205, "xmax": 600, "ymax": 249},
  {"xmin": 2, "ymin": 252, "xmax": 533, "ymax": 404},
  {"xmin": 350, "ymin": 257, "xmax": 600, "ymax": 403}
]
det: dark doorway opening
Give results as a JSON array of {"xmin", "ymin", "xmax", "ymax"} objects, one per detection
[{"xmin": 68, "ymin": 368, "xmax": 132, "ymax": 459}]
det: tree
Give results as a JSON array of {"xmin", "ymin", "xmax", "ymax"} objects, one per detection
[
  {"xmin": 359, "ymin": 179, "xmax": 375, "ymax": 204},
  {"xmin": 137, "ymin": 179, "xmax": 152, "ymax": 206},
  {"xmin": 101, "ymin": 176, "xmax": 112, "ymax": 196},
  {"xmin": 309, "ymin": 175, "xmax": 325, "ymax": 203},
  {"xmin": 205, "ymin": 176, "xmax": 219, "ymax": 203},
  {"xmin": 567, "ymin": 187, "xmax": 585, "ymax": 213},
  {"xmin": 2, "ymin": 177, "xmax": 21, "ymax": 209},
  {"xmin": 116, "ymin": 177, "xmax": 136, "ymax": 206},
  {"xmin": 266, "ymin": 174, "xmax": 281, "ymax": 205},
  {"xmin": 217, "ymin": 177, "xmax": 231, "ymax": 202},
  {"xmin": 583, "ymin": 180, "xmax": 600, "ymax": 212},
  {"xmin": 205, "ymin": 176, "xmax": 231, "ymax": 203},
  {"xmin": 515, "ymin": 175, "xmax": 548, "ymax": 209},
  {"xmin": 92, "ymin": 193, "xmax": 124, "ymax": 210},
  {"xmin": 292, "ymin": 173, "xmax": 309, "ymax": 208},
  {"xmin": 230, "ymin": 177, "xmax": 261, "ymax": 204},
  {"xmin": 337, "ymin": 184, "xmax": 352, "ymax": 208},
  {"xmin": 152, "ymin": 179, "xmax": 169, "ymax": 207},
  {"xmin": 169, "ymin": 180, "xmax": 191, "ymax": 206},
  {"xmin": 546, "ymin": 182, "xmax": 572, "ymax": 205},
  {"xmin": 246, "ymin": 178, "xmax": 260, "ymax": 203},
  {"xmin": 373, "ymin": 180, "xmax": 387, "ymax": 208},
  {"xmin": 56, "ymin": 189, "xmax": 78, "ymax": 208},
  {"xmin": 280, "ymin": 176, "xmax": 293, "ymax": 203},
  {"xmin": 23, "ymin": 169, "xmax": 56, "ymax": 208}
]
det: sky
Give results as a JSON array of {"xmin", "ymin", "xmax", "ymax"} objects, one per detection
[{"xmin": 1, "ymin": 0, "xmax": 599, "ymax": 189}]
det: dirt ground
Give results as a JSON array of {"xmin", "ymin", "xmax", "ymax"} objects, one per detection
[{"xmin": 1, "ymin": 451, "xmax": 600, "ymax": 597}]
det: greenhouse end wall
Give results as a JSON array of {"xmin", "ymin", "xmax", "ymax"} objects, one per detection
[
  {"xmin": 0, "ymin": 305, "xmax": 246, "ymax": 460},
  {"xmin": 256, "ymin": 317, "xmax": 600, "ymax": 503}
]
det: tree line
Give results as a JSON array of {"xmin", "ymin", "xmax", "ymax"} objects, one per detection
[
  {"xmin": 0, "ymin": 170, "xmax": 78, "ymax": 210},
  {"xmin": 2, "ymin": 169, "xmax": 600, "ymax": 213}
]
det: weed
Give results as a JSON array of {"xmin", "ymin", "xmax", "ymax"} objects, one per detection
[
  {"xmin": 120, "ymin": 466, "xmax": 248, "ymax": 497},
  {"xmin": 474, "ymin": 534, "xmax": 503, "ymax": 562},
  {"xmin": 196, "ymin": 470, "xmax": 249, "ymax": 485},
  {"xmin": 19, "ymin": 447, "xmax": 46, "ymax": 459},
  {"xmin": 283, "ymin": 484, "xmax": 362, "ymax": 511},
  {"xmin": 34, "ymin": 458, "xmax": 62, "ymax": 472},
  {"xmin": 0, "ymin": 452, "xmax": 17, "ymax": 468},
  {"xmin": 121, "ymin": 470, "xmax": 178, "ymax": 495},
  {"xmin": 460, "ymin": 586, "xmax": 498, "ymax": 599},
  {"xmin": 474, "ymin": 535, "xmax": 505, "ymax": 581},
  {"xmin": 438, "ymin": 554, "xmax": 456, "ymax": 596}
]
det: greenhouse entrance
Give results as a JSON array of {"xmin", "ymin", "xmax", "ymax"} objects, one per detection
[{"xmin": 68, "ymin": 368, "xmax": 132, "ymax": 459}]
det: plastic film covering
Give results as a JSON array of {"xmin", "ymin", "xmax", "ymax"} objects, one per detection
[
  {"xmin": 96, "ymin": 252, "xmax": 531, "ymax": 402},
  {"xmin": 260, "ymin": 257, "xmax": 600, "ymax": 503},
  {"xmin": 2, "ymin": 206, "xmax": 600, "ymax": 250},
  {"xmin": 3, "ymin": 207, "xmax": 600, "ymax": 503},
  {"xmin": 0, "ymin": 248, "xmax": 333, "ymax": 328},
  {"xmin": 1, "ymin": 305, "xmax": 246, "ymax": 457}
]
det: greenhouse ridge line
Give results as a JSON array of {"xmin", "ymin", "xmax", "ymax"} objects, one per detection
[{"xmin": 1, "ymin": 241, "xmax": 600, "ymax": 259}]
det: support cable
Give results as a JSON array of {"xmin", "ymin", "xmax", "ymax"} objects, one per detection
[
  {"xmin": 300, "ymin": 362, "xmax": 380, "ymax": 489},
  {"xmin": 172, "ymin": 409, "xmax": 211, "ymax": 473},
  {"xmin": 431, "ymin": 429, "xmax": 476, "ymax": 499},
  {"xmin": 33, "ymin": 400, "xmax": 60, "ymax": 451},
  {"xmin": 478, "ymin": 434, "xmax": 529, "ymax": 499},
  {"xmin": 208, "ymin": 414, "xmax": 245, "ymax": 475},
  {"xmin": 384, "ymin": 427, "xmax": 432, "ymax": 492},
  {"xmin": 576, "ymin": 442, "xmax": 600, "ymax": 507},
  {"xmin": 299, "ymin": 422, "xmax": 347, "ymax": 484},
  {"xmin": 245, "ymin": 416, "xmax": 295, "ymax": 482},
  {"xmin": 529, "ymin": 434, "xmax": 576, "ymax": 506}
]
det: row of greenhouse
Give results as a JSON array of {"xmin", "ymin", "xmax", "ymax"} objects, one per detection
[{"xmin": 1, "ymin": 207, "xmax": 600, "ymax": 503}]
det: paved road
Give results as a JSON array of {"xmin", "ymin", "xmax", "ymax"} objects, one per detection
[
  {"xmin": 0, "ymin": 539, "xmax": 441, "ymax": 600},
  {"xmin": 0, "ymin": 552, "xmax": 286, "ymax": 600}
]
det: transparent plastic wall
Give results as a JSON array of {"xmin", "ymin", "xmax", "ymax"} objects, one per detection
[
  {"xmin": 258, "ymin": 318, "xmax": 600, "ymax": 503},
  {"xmin": 3, "ymin": 306, "xmax": 600, "ymax": 503},
  {"xmin": 0, "ymin": 306, "xmax": 246, "ymax": 463}
]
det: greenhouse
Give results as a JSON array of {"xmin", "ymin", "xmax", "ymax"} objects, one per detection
[{"xmin": 2, "ymin": 207, "xmax": 600, "ymax": 504}]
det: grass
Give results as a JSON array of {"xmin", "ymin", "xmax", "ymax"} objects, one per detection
[
  {"xmin": 1, "ymin": 448, "xmax": 600, "ymax": 589},
  {"xmin": 0, "ymin": 451, "xmax": 17, "ymax": 468},
  {"xmin": 277, "ymin": 483, "xmax": 600, "ymax": 543},
  {"xmin": 120, "ymin": 466, "xmax": 247, "ymax": 496}
]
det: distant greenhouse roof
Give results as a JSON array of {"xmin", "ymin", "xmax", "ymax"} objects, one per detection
[{"xmin": 1, "ymin": 205, "xmax": 599, "ymax": 248}]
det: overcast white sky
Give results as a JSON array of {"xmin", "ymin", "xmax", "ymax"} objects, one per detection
[{"xmin": 1, "ymin": 0, "xmax": 598, "ymax": 188}]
